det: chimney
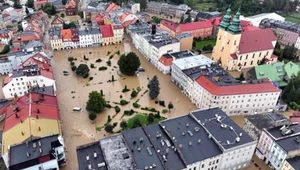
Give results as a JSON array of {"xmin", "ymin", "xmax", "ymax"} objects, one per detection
[{"xmin": 152, "ymin": 24, "xmax": 156, "ymax": 35}]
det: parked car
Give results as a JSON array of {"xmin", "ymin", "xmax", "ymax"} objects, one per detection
[
  {"xmin": 63, "ymin": 71, "xmax": 68, "ymax": 74},
  {"xmin": 73, "ymin": 107, "xmax": 83, "ymax": 112},
  {"xmin": 138, "ymin": 67, "xmax": 145, "ymax": 72}
]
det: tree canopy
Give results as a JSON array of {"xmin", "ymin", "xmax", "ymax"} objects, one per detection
[
  {"xmin": 76, "ymin": 64, "xmax": 90, "ymax": 78},
  {"xmin": 63, "ymin": 22, "xmax": 77, "ymax": 29},
  {"xmin": 148, "ymin": 75, "xmax": 160, "ymax": 99},
  {"xmin": 86, "ymin": 91, "xmax": 106, "ymax": 113},
  {"xmin": 26, "ymin": 0, "xmax": 34, "ymax": 8},
  {"xmin": 282, "ymin": 73, "xmax": 300, "ymax": 106},
  {"xmin": 117, "ymin": 52, "xmax": 141, "ymax": 76},
  {"xmin": 40, "ymin": 3, "xmax": 56, "ymax": 16}
]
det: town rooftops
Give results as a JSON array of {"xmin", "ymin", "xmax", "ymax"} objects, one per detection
[
  {"xmin": 66, "ymin": 0, "xmax": 76, "ymax": 8},
  {"xmin": 100, "ymin": 134, "xmax": 134, "ymax": 170},
  {"xmin": 286, "ymin": 156, "xmax": 300, "ymax": 170},
  {"xmin": 9, "ymin": 134, "xmax": 62, "ymax": 170},
  {"xmin": 276, "ymin": 134, "xmax": 300, "ymax": 153},
  {"xmin": 267, "ymin": 124, "xmax": 300, "ymax": 140},
  {"xmin": 246, "ymin": 112, "xmax": 290, "ymax": 134},
  {"xmin": 191, "ymin": 108, "xmax": 254, "ymax": 150},
  {"xmin": 99, "ymin": 25, "xmax": 114, "ymax": 38},
  {"xmin": 23, "ymin": 40, "xmax": 44, "ymax": 50},
  {"xmin": 123, "ymin": 127, "xmax": 164, "ymax": 170},
  {"xmin": 143, "ymin": 124, "xmax": 186, "ymax": 169},
  {"xmin": 239, "ymin": 28, "xmax": 277, "ymax": 54},
  {"xmin": 144, "ymin": 33, "xmax": 179, "ymax": 49},
  {"xmin": 12, "ymin": 31, "xmax": 40, "ymax": 43},
  {"xmin": 127, "ymin": 22, "xmax": 150, "ymax": 32},
  {"xmin": 159, "ymin": 50, "xmax": 195, "ymax": 66},
  {"xmin": 77, "ymin": 141, "xmax": 108, "ymax": 170},
  {"xmin": 160, "ymin": 19, "xmax": 213, "ymax": 33},
  {"xmin": 29, "ymin": 85, "xmax": 55, "ymax": 96},
  {"xmin": 172, "ymin": 54, "xmax": 214, "ymax": 70},
  {"xmin": 160, "ymin": 114, "xmax": 222, "ymax": 164},
  {"xmin": 0, "ymin": 28, "xmax": 11, "ymax": 35},
  {"xmin": 49, "ymin": 27, "xmax": 61, "ymax": 38}
]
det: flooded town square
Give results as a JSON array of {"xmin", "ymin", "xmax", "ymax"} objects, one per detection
[{"xmin": 52, "ymin": 39, "xmax": 197, "ymax": 169}]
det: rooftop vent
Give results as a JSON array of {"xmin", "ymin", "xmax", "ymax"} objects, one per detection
[
  {"xmin": 86, "ymin": 155, "xmax": 89, "ymax": 161},
  {"xmin": 186, "ymin": 123, "xmax": 189, "ymax": 127},
  {"xmin": 145, "ymin": 166, "xmax": 149, "ymax": 170},
  {"xmin": 236, "ymin": 137, "xmax": 240, "ymax": 143},
  {"xmin": 140, "ymin": 137, "xmax": 144, "ymax": 142},
  {"xmin": 94, "ymin": 151, "xmax": 97, "ymax": 158},
  {"xmin": 33, "ymin": 142, "xmax": 37, "ymax": 148},
  {"xmin": 152, "ymin": 164, "xmax": 156, "ymax": 168},
  {"xmin": 26, "ymin": 152, "xmax": 30, "ymax": 157},
  {"xmin": 38, "ymin": 141, "xmax": 41, "ymax": 147},
  {"xmin": 179, "ymin": 144, "xmax": 183, "ymax": 148},
  {"xmin": 198, "ymin": 139, "xmax": 201, "ymax": 143},
  {"xmin": 295, "ymin": 137, "xmax": 300, "ymax": 144},
  {"xmin": 239, "ymin": 133, "xmax": 243, "ymax": 137},
  {"xmin": 146, "ymin": 147, "xmax": 152, "ymax": 156},
  {"xmin": 98, "ymin": 162, "xmax": 105, "ymax": 168},
  {"xmin": 88, "ymin": 164, "xmax": 92, "ymax": 169},
  {"xmin": 188, "ymin": 141, "xmax": 192, "ymax": 146},
  {"xmin": 39, "ymin": 148, "xmax": 42, "ymax": 153},
  {"xmin": 187, "ymin": 131, "xmax": 193, "ymax": 137},
  {"xmin": 137, "ymin": 147, "xmax": 141, "ymax": 152},
  {"xmin": 227, "ymin": 140, "xmax": 230, "ymax": 144},
  {"xmin": 194, "ymin": 127, "xmax": 200, "ymax": 132}
]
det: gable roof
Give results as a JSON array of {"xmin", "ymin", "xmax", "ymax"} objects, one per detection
[
  {"xmin": 12, "ymin": 31, "xmax": 40, "ymax": 43},
  {"xmin": 51, "ymin": 16, "xmax": 64, "ymax": 25},
  {"xmin": 254, "ymin": 62, "xmax": 287, "ymax": 87},
  {"xmin": 66, "ymin": 0, "xmax": 76, "ymax": 8},
  {"xmin": 159, "ymin": 55, "xmax": 173, "ymax": 66},
  {"xmin": 106, "ymin": 2, "xmax": 118, "ymax": 12},
  {"xmin": 99, "ymin": 25, "xmax": 113, "ymax": 38},
  {"xmin": 239, "ymin": 28, "xmax": 277, "ymax": 54},
  {"xmin": 160, "ymin": 20, "xmax": 178, "ymax": 32},
  {"xmin": 178, "ymin": 20, "xmax": 213, "ymax": 31}
]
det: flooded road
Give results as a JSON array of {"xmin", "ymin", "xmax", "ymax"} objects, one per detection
[{"xmin": 53, "ymin": 38, "xmax": 197, "ymax": 169}]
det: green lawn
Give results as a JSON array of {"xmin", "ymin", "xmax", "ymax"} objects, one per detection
[
  {"xmin": 194, "ymin": 3, "xmax": 217, "ymax": 11},
  {"xmin": 127, "ymin": 114, "xmax": 165, "ymax": 129},
  {"xmin": 195, "ymin": 39, "xmax": 216, "ymax": 49},
  {"xmin": 285, "ymin": 16, "xmax": 300, "ymax": 24}
]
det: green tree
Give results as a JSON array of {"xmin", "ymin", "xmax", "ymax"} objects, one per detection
[
  {"xmin": 62, "ymin": 0, "xmax": 67, "ymax": 5},
  {"xmin": 120, "ymin": 120, "xmax": 127, "ymax": 130},
  {"xmin": 78, "ymin": 11, "xmax": 84, "ymax": 19},
  {"xmin": 60, "ymin": 13, "xmax": 65, "ymax": 18},
  {"xmin": 76, "ymin": 64, "xmax": 90, "ymax": 77},
  {"xmin": 184, "ymin": 0, "xmax": 196, "ymax": 8},
  {"xmin": 0, "ymin": 45, "xmax": 10, "ymax": 55},
  {"xmin": 282, "ymin": 45, "xmax": 297, "ymax": 60},
  {"xmin": 89, "ymin": 112, "xmax": 97, "ymax": 121},
  {"xmin": 13, "ymin": 0, "xmax": 22, "ymax": 9},
  {"xmin": 117, "ymin": 52, "xmax": 141, "ymax": 76},
  {"xmin": 147, "ymin": 113, "xmax": 154, "ymax": 124},
  {"xmin": 168, "ymin": 102, "xmax": 174, "ymax": 113},
  {"xmin": 26, "ymin": 0, "xmax": 34, "ymax": 8},
  {"xmin": 104, "ymin": 124, "xmax": 113, "ymax": 133},
  {"xmin": 184, "ymin": 13, "xmax": 191, "ymax": 23},
  {"xmin": 148, "ymin": 75, "xmax": 160, "ymax": 99},
  {"xmin": 180, "ymin": 15, "xmax": 185, "ymax": 23},
  {"xmin": 86, "ymin": 91, "xmax": 106, "ymax": 113},
  {"xmin": 133, "ymin": 118, "xmax": 141, "ymax": 127},
  {"xmin": 140, "ymin": 0, "xmax": 147, "ymax": 11}
]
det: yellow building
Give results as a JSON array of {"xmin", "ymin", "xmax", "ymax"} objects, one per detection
[
  {"xmin": 281, "ymin": 159, "xmax": 297, "ymax": 170},
  {"xmin": 212, "ymin": 9, "xmax": 278, "ymax": 71},
  {"xmin": 1, "ymin": 93, "xmax": 62, "ymax": 155}
]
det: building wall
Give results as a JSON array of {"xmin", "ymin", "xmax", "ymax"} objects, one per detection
[
  {"xmin": 281, "ymin": 160, "xmax": 295, "ymax": 170},
  {"xmin": 113, "ymin": 28, "xmax": 124, "ymax": 43},
  {"xmin": 0, "ymin": 62, "xmax": 13, "ymax": 75},
  {"xmin": 159, "ymin": 24, "xmax": 176, "ymax": 37},
  {"xmin": 179, "ymin": 36, "xmax": 193, "ymax": 51},
  {"xmin": 150, "ymin": 42, "xmax": 180, "ymax": 68},
  {"xmin": 256, "ymin": 131, "xmax": 274, "ymax": 160},
  {"xmin": 243, "ymin": 119, "xmax": 260, "ymax": 140},
  {"xmin": 179, "ymin": 27, "xmax": 213, "ymax": 39},
  {"xmin": 102, "ymin": 37, "xmax": 115, "ymax": 45},
  {"xmin": 219, "ymin": 142, "xmax": 257, "ymax": 170},
  {"xmin": 212, "ymin": 29, "xmax": 241, "ymax": 70},
  {"xmin": 22, "ymin": 159, "xmax": 59, "ymax": 170},
  {"xmin": 51, "ymin": 38, "xmax": 63, "ymax": 50},
  {"xmin": 79, "ymin": 34, "xmax": 93, "ymax": 47},
  {"xmin": 267, "ymin": 141, "xmax": 287, "ymax": 170},
  {"xmin": 3, "ymin": 75, "xmax": 56, "ymax": 99},
  {"xmin": 295, "ymin": 36, "xmax": 300, "ymax": 50}
]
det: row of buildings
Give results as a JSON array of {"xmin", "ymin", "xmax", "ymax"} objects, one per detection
[
  {"xmin": 77, "ymin": 108, "xmax": 257, "ymax": 170},
  {"xmin": 146, "ymin": 1, "xmax": 190, "ymax": 18},
  {"xmin": 242, "ymin": 112, "xmax": 300, "ymax": 170},
  {"xmin": 0, "ymin": 52, "xmax": 67, "ymax": 169}
]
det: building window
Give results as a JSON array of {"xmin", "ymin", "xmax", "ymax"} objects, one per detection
[
  {"xmin": 240, "ymin": 56, "xmax": 242, "ymax": 60},
  {"xmin": 252, "ymin": 54, "xmax": 255, "ymax": 58},
  {"xmin": 259, "ymin": 52, "xmax": 261, "ymax": 57},
  {"xmin": 266, "ymin": 51, "xmax": 269, "ymax": 56},
  {"xmin": 244, "ymin": 62, "xmax": 246, "ymax": 66},
  {"xmin": 246, "ymin": 55, "xmax": 248, "ymax": 59},
  {"xmin": 250, "ymin": 61, "xmax": 253, "ymax": 65}
]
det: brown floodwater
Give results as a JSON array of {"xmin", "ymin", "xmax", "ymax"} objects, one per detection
[{"xmin": 52, "ymin": 35, "xmax": 197, "ymax": 169}]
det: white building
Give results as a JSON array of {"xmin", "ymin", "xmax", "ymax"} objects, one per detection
[
  {"xmin": 2, "ymin": 54, "xmax": 56, "ymax": 99},
  {"xmin": 256, "ymin": 123, "xmax": 300, "ymax": 170},
  {"xmin": 77, "ymin": 107, "xmax": 256, "ymax": 170},
  {"xmin": 90, "ymin": 27, "xmax": 102, "ymax": 46},
  {"xmin": 113, "ymin": 25, "xmax": 124, "ymax": 43},
  {"xmin": 0, "ymin": 49, "xmax": 47, "ymax": 75},
  {"xmin": 79, "ymin": 28, "xmax": 94, "ymax": 47},
  {"xmin": 0, "ymin": 29, "xmax": 13, "ymax": 45},
  {"xmin": 240, "ymin": 13, "xmax": 285, "ymax": 27},
  {"xmin": 127, "ymin": 3, "xmax": 140, "ymax": 13},
  {"xmin": 171, "ymin": 57, "xmax": 281, "ymax": 115}
]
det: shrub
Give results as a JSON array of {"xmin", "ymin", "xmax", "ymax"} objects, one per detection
[
  {"xmin": 106, "ymin": 60, "xmax": 111, "ymax": 66},
  {"xmin": 88, "ymin": 112, "xmax": 97, "ymax": 121},
  {"xmin": 83, "ymin": 73, "xmax": 89, "ymax": 78},
  {"xmin": 107, "ymin": 115, "xmax": 112, "ymax": 124},
  {"xmin": 122, "ymin": 85, "xmax": 130, "ymax": 93},
  {"xmin": 155, "ymin": 101, "xmax": 158, "ymax": 104},
  {"xmin": 109, "ymin": 55, "xmax": 114, "ymax": 59},
  {"xmin": 136, "ymin": 86, "xmax": 142, "ymax": 92},
  {"xmin": 105, "ymin": 104, "xmax": 112, "ymax": 108},
  {"xmin": 89, "ymin": 77, "xmax": 93, "ymax": 81},
  {"xmin": 71, "ymin": 65, "xmax": 77, "ymax": 71},
  {"xmin": 162, "ymin": 109, "xmax": 168, "ymax": 114},
  {"xmin": 99, "ymin": 66, "xmax": 107, "ymax": 70},
  {"xmin": 120, "ymin": 95, "xmax": 123, "ymax": 98},
  {"xmin": 96, "ymin": 58, "xmax": 102, "ymax": 63},
  {"xmin": 113, "ymin": 122, "xmax": 118, "ymax": 128},
  {"xmin": 131, "ymin": 90, "xmax": 138, "ymax": 98},
  {"xmin": 89, "ymin": 52, "xmax": 92, "ymax": 54},
  {"xmin": 90, "ymin": 63, "xmax": 96, "ymax": 68},
  {"xmin": 124, "ymin": 109, "xmax": 135, "ymax": 116},
  {"xmin": 155, "ymin": 112, "xmax": 161, "ymax": 118},
  {"xmin": 107, "ymin": 51, "xmax": 111, "ymax": 56},
  {"xmin": 84, "ymin": 55, "xmax": 89, "ymax": 60},
  {"xmin": 132, "ymin": 102, "xmax": 140, "ymax": 108},
  {"xmin": 120, "ymin": 99, "xmax": 129, "ymax": 105},
  {"xmin": 159, "ymin": 100, "xmax": 165, "ymax": 107},
  {"xmin": 0, "ymin": 45, "xmax": 10, "ymax": 54},
  {"xmin": 68, "ymin": 56, "xmax": 74, "ymax": 62},
  {"xmin": 114, "ymin": 106, "xmax": 121, "ymax": 113}
]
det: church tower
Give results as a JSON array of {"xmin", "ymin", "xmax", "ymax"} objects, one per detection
[{"xmin": 212, "ymin": 9, "xmax": 242, "ymax": 70}]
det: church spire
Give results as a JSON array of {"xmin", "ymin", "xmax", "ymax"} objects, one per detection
[
  {"xmin": 228, "ymin": 11, "xmax": 242, "ymax": 34},
  {"xmin": 220, "ymin": 8, "xmax": 231, "ymax": 30}
]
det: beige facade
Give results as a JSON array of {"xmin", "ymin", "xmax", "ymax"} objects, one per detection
[{"xmin": 178, "ymin": 36, "xmax": 193, "ymax": 51}]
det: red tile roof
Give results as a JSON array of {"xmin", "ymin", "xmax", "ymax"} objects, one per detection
[
  {"xmin": 242, "ymin": 26, "xmax": 261, "ymax": 32},
  {"xmin": 120, "ymin": 12, "xmax": 130, "ymax": 22},
  {"xmin": 12, "ymin": 32, "xmax": 40, "ymax": 43},
  {"xmin": 271, "ymin": 54, "xmax": 278, "ymax": 58},
  {"xmin": 290, "ymin": 116, "xmax": 300, "ymax": 123},
  {"xmin": 61, "ymin": 29, "xmax": 72, "ymax": 41},
  {"xmin": 210, "ymin": 17, "xmax": 222, "ymax": 26},
  {"xmin": 66, "ymin": 0, "xmax": 76, "ymax": 8},
  {"xmin": 93, "ymin": 13, "xmax": 105, "ymax": 24},
  {"xmin": 239, "ymin": 29, "xmax": 277, "ymax": 54},
  {"xmin": 106, "ymin": 2, "xmax": 118, "ymax": 12},
  {"xmin": 160, "ymin": 20, "xmax": 178, "ymax": 32},
  {"xmin": 230, "ymin": 53, "xmax": 238, "ymax": 60},
  {"xmin": 23, "ymin": 54, "xmax": 54, "ymax": 80},
  {"xmin": 195, "ymin": 76, "xmax": 280, "ymax": 96},
  {"xmin": 3, "ymin": 93, "xmax": 59, "ymax": 132},
  {"xmin": 179, "ymin": 20, "xmax": 213, "ymax": 32},
  {"xmin": 100, "ymin": 25, "xmax": 114, "ymax": 38},
  {"xmin": 159, "ymin": 56, "xmax": 173, "ymax": 66},
  {"xmin": 2, "ymin": 13, "xmax": 9, "ymax": 18}
]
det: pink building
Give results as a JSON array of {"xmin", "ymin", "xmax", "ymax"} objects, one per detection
[{"xmin": 256, "ymin": 130, "xmax": 274, "ymax": 161}]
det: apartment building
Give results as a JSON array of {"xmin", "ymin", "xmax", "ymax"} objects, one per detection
[
  {"xmin": 8, "ymin": 134, "xmax": 66, "ymax": 170},
  {"xmin": 61, "ymin": 29, "xmax": 78, "ymax": 49},
  {"xmin": 49, "ymin": 27, "xmax": 63, "ymax": 50},
  {"xmin": 146, "ymin": 1, "xmax": 189, "ymax": 18},
  {"xmin": 65, "ymin": 0, "xmax": 78, "ymax": 16},
  {"xmin": 0, "ymin": 28, "xmax": 13, "ymax": 44},
  {"xmin": 2, "ymin": 54, "xmax": 56, "ymax": 99},
  {"xmin": 100, "ymin": 24, "xmax": 115, "ymax": 45},
  {"xmin": 260, "ymin": 18, "xmax": 299, "ymax": 47},
  {"xmin": 0, "ymin": 48, "xmax": 47, "ymax": 75},
  {"xmin": 160, "ymin": 19, "xmax": 213, "ymax": 38},
  {"xmin": 256, "ymin": 124, "xmax": 300, "ymax": 170},
  {"xmin": 243, "ymin": 112, "xmax": 290, "ymax": 140},
  {"xmin": 12, "ymin": 31, "xmax": 40, "ymax": 48},
  {"xmin": 113, "ymin": 24, "xmax": 124, "ymax": 43},
  {"xmin": 77, "ymin": 108, "xmax": 256, "ymax": 170},
  {"xmin": 176, "ymin": 33, "xmax": 193, "ymax": 51},
  {"xmin": 51, "ymin": 16, "xmax": 64, "ymax": 28},
  {"xmin": 171, "ymin": 56, "xmax": 281, "ymax": 115},
  {"xmin": 158, "ymin": 50, "xmax": 195, "ymax": 74},
  {"xmin": 212, "ymin": 9, "xmax": 278, "ymax": 71}
]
